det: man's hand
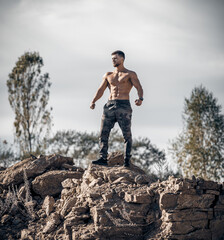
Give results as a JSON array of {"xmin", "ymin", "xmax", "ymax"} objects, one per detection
[
  {"xmin": 135, "ymin": 99, "xmax": 142, "ymax": 106},
  {"xmin": 90, "ymin": 102, "xmax": 96, "ymax": 109}
]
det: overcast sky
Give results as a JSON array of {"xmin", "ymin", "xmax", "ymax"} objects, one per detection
[{"xmin": 0, "ymin": 0, "xmax": 224, "ymax": 163}]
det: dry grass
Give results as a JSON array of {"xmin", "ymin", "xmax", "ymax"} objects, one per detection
[{"xmin": 0, "ymin": 169, "xmax": 35, "ymax": 220}]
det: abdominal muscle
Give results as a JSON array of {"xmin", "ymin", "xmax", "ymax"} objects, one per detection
[{"xmin": 108, "ymin": 84, "xmax": 133, "ymax": 100}]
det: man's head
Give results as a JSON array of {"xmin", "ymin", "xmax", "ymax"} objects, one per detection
[{"xmin": 111, "ymin": 50, "xmax": 125, "ymax": 67}]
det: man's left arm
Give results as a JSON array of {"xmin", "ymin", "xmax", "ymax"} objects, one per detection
[{"xmin": 130, "ymin": 72, "xmax": 144, "ymax": 106}]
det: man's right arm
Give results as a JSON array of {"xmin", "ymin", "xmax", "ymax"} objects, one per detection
[
  {"xmin": 90, "ymin": 73, "xmax": 109, "ymax": 109},
  {"xmin": 130, "ymin": 72, "xmax": 143, "ymax": 106}
]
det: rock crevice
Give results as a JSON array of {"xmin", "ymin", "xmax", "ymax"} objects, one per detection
[{"xmin": 0, "ymin": 153, "xmax": 223, "ymax": 240}]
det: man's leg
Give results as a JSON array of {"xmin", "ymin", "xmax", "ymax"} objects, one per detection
[
  {"xmin": 117, "ymin": 109, "xmax": 132, "ymax": 167},
  {"xmin": 92, "ymin": 103, "xmax": 116, "ymax": 165},
  {"xmin": 99, "ymin": 114, "xmax": 115, "ymax": 160}
]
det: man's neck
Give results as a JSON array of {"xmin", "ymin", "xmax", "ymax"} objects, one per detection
[{"xmin": 114, "ymin": 64, "xmax": 125, "ymax": 73}]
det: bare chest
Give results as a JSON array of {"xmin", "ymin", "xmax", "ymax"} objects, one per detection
[{"xmin": 108, "ymin": 73, "xmax": 130, "ymax": 86}]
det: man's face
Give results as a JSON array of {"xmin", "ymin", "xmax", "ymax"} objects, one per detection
[{"xmin": 112, "ymin": 54, "xmax": 123, "ymax": 67}]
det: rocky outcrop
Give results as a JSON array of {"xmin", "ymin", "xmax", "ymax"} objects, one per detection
[
  {"xmin": 0, "ymin": 154, "xmax": 75, "ymax": 187},
  {"xmin": 155, "ymin": 177, "xmax": 223, "ymax": 240},
  {"xmin": 32, "ymin": 170, "xmax": 83, "ymax": 197},
  {"xmin": 0, "ymin": 153, "xmax": 223, "ymax": 240}
]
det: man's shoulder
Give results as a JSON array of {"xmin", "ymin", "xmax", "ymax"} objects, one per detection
[
  {"xmin": 103, "ymin": 72, "xmax": 113, "ymax": 78},
  {"xmin": 126, "ymin": 69, "xmax": 137, "ymax": 77}
]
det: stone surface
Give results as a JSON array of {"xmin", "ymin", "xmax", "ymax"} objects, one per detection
[
  {"xmin": 0, "ymin": 153, "xmax": 223, "ymax": 240},
  {"xmin": 124, "ymin": 192, "xmax": 152, "ymax": 203},
  {"xmin": 160, "ymin": 193, "xmax": 178, "ymax": 210},
  {"xmin": 43, "ymin": 212, "xmax": 61, "ymax": 234},
  {"xmin": 210, "ymin": 219, "xmax": 224, "ymax": 240},
  {"xmin": 162, "ymin": 209, "xmax": 208, "ymax": 222},
  {"xmin": 0, "ymin": 154, "xmax": 74, "ymax": 187},
  {"xmin": 60, "ymin": 196, "xmax": 77, "ymax": 217},
  {"xmin": 177, "ymin": 193, "xmax": 215, "ymax": 209},
  {"xmin": 20, "ymin": 229, "xmax": 32, "ymax": 240},
  {"xmin": 32, "ymin": 170, "xmax": 83, "ymax": 197},
  {"xmin": 42, "ymin": 195, "xmax": 55, "ymax": 216}
]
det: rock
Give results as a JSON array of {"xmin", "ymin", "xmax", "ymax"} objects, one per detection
[
  {"xmin": 61, "ymin": 187, "xmax": 76, "ymax": 201},
  {"xmin": 83, "ymin": 163, "xmax": 146, "ymax": 188},
  {"xmin": 177, "ymin": 194, "xmax": 215, "ymax": 209},
  {"xmin": 159, "ymin": 193, "xmax": 178, "ymax": 210},
  {"xmin": 72, "ymin": 205, "xmax": 89, "ymax": 215},
  {"xmin": 43, "ymin": 212, "xmax": 61, "ymax": 234},
  {"xmin": 134, "ymin": 174, "xmax": 151, "ymax": 184},
  {"xmin": 1, "ymin": 153, "xmax": 224, "ymax": 240},
  {"xmin": 197, "ymin": 179, "xmax": 220, "ymax": 190},
  {"xmin": 218, "ymin": 195, "xmax": 224, "ymax": 205},
  {"xmin": 89, "ymin": 178, "xmax": 103, "ymax": 187},
  {"xmin": 206, "ymin": 189, "xmax": 220, "ymax": 195},
  {"xmin": 102, "ymin": 192, "xmax": 114, "ymax": 201},
  {"xmin": 91, "ymin": 207, "xmax": 111, "ymax": 226},
  {"xmin": 12, "ymin": 216, "xmax": 22, "ymax": 225},
  {"xmin": 171, "ymin": 229, "xmax": 212, "ymax": 240},
  {"xmin": 61, "ymin": 163, "xmax": 84, "ymax": 172},
  {"xmin": 0, "ymin": 154, "xmax": 74, "ymax": 188},
  {"xmin": 42, "ymin": 195, "xmax": 55, "ymax": 216},
  {"xmin": 210, "ymin": 219, "xmax": 224, "ymax": 240},
  {"xmin": 107, "ymin": 152, "xmax": 146, "ymax": 175},
  {"xmin": 61, "ymin": 178, "xmax": 77, "ymax": 189},
  {"xmin": 60, "ymin": 197, "xmax": 77, "ymax": 217},
  {"xmin": 107, "ymin": 152, "xmax": 124, "ymax": 166},
  {"xmin": 162, "ymin": 209, "xmax": 208, "ymax": 222},
  {"xmin": 163, "ymin": 221, "xmax": 194, "ymax": 235},
  {"xmin": 112, "ymin": 176, "xmax": 130, "ymax": 184},
  {"xmin": 32, "ymin": 170, "xmax": 83, "ymax": 197},
  {"xmin": 124, "ymin": 192, "xmax": 152, "ymax": 203},
  {"xmin": 20, "ymin": 229, "xmax": 32, "ymax": 240},
  {"xmin": 1, "ymin": 214, "xmax": 11, "ymax": 224}
]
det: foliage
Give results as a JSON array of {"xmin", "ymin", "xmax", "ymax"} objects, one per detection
[
  {"xmin": 132, "ymin": 137, "xmax": 166, "ymax": 174},
  {"xmin": 47, "ymin": 130, "xmax": 98, "ymax": 164},
  {"xmin": 0, "ymin": 140, "xmax": 16, "ymax": 168},
  {"xmin": 7, "ymin": 51, "xmax": 52, "ymax": 158},
  {"xmin": 170, "ymin": 85, "xmax": 224, "ymax": 181},
  {"xmin": 47, "ymin": 128, "xmax": 168, "ymax": 176}
]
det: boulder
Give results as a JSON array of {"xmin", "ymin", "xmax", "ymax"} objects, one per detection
[
  {"xmin": 32, "ymin": 170, "xmax": 83, "ymax": 197},
  {"xmin": 124, "ymin": 192, "xmax": 152, "ymax": 204},
  {"xmin": 43, "ymin": 213, "xmax": 61, "ymax": 234},
  {"xmin": 0, "ymin": 154, "xmax": 74, "ymax": 187},
  {"xmin": 60, "ymin": 197, "xmax": 77, "ymax": 217},
  {"xmin": 159, "ymin": 192, "xmax": 178, "ymax": 210},
  {"xmin": 42, "ymin": 195, "xmax": 55, "ymax": 216},
  {"xmin": 177, "ymin": 194, "xmax": 215, "ymax": 209}
]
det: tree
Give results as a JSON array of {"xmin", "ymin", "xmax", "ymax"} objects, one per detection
[
  {"xmin": 7, "ymin": 52, "xmax": 52, "ymax": 157},
  {"xmin": 170, "ymin": 85, "xmax": 224, "ymax": 181},
  {"xmin": 47, "ymin": 130, "xmax": 98, "ymax": 163},
  {"xmin": 0, "ymin": 139, "xmax": 15, "ymax": 168},
  {"xmin": 132, "ymin": 137, "xmax": 167, "ymax": 176},
  {"xmin": 47, "ymin": 129, "xmax": 167, "ymax": 177}
]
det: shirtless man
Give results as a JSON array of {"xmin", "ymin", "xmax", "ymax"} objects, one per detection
[{"xmin": 90, "ymin": 50, "xmax": 143, "ymax": 167}]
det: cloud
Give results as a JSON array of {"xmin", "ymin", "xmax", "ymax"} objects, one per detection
[{"xmin": 0, "ymin": 0, "xmax": 224, "ymax": 159}]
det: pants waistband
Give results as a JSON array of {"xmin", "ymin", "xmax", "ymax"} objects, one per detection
[{"xmin": 107, "ymin": 100, "xmax": 130, "ymax": 103}]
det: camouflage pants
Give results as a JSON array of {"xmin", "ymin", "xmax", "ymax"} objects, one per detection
[{"xmin": 99, "ymin": 100, "xmax": 132, "ymax": 159}]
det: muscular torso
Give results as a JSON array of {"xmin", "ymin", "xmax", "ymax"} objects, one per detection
[{"xmin": 106, "ymin": 70, "xmax": 133, "ymax": 100}]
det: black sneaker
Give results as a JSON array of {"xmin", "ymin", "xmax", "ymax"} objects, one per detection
[
  {"xmin": 92, "ymin": 157, "xmax": 108, "ymax": 166},
  {"xmin": 123, "ymin": 159, "xmax": 130, "ymax": 167}
]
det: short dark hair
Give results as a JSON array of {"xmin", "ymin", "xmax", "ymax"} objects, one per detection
[{"xmin": 111, "ymin": 50, "xmax": 125, "ymax": 59}]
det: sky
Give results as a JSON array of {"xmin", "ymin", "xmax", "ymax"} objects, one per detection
[{"xmin": 0, "ymin": 0, "xmax": 224, "ymax": 165}]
